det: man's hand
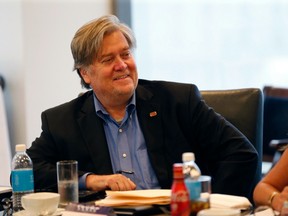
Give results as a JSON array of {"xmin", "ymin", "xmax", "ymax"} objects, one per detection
[{"xmin": 86, "ymin": 174, "xmax": 136, "ymax": 191}]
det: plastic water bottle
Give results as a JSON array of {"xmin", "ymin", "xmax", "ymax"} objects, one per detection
[
  {"xmin": 182, "ymin": 152, "xmax": 208, "ymax": 216},
  {"xmin": 11, "ymin": 144, "xmax": 34, "ymax": 212},
  {"xmin": 182, "ymin": 152, "xmax": 201, "ymax": 180}
]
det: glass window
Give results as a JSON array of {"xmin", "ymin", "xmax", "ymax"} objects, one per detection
[{"xmin": 131, "ymin": 0, "xmax": 288, "ymax": 90}]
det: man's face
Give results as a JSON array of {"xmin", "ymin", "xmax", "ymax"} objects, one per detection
[{"xmin": 80, "ymin": 30, "xmax": 138, "ymax": 106}]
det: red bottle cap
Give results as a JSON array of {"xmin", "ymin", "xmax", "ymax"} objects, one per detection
[{"xmin": 173, "ymin": 163, "xmax": 184, "ymax": 179}]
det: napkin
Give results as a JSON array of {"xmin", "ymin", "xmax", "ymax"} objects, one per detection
[
  {"xmin": 209, "ymin": 194, "xmax": 252, "ymax": 209},
  {"xmin": 95, "ymin": 189, "xmax": 171, "ymax": 207}
]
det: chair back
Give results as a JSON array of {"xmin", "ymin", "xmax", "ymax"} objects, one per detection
[
  {"xmin": 200, "ymin": 88, "xmax": 263, "ymax": 195},
  {"xmin": 263, "ymin": 86, "xmax": 288, "ymax": 98},
  {"xmin": 262, "ymin": 86, "xmax": 288, "ymax": 161}
]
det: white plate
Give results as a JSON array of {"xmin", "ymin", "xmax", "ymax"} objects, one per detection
[{"xmin": 13, "ymin": 208, "xmax": 65, "ymax": 216}]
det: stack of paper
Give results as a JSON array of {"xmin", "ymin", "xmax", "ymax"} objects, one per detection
[
  {"xmin": 96, "ymin": 189, "xmax": 252, "ymax": 211},
  {"xmin": 96, "ymin": 189, "xmax": 171, "ymax": 207}
]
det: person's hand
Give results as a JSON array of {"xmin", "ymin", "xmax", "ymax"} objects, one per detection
[
  {"xmin": 272, "ymin": 186, "xmax": 288, "ymax": 211},
  {"xmin": 86, "ymin": 174, "xmax": 136, "ymax": 191}
]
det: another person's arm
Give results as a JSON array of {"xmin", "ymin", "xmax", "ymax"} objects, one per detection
[{"xmin": 253, "ymin": 149, "xmax": 288, "ymax": 211}]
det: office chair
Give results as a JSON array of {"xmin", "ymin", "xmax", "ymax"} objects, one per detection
[
  {"xmin": 262, "ymin": 86, "xmax": 288, "ymax": 167},
  {"xmin": 200, "ymin": 88, "xmax": 263, "ymax": 202}
]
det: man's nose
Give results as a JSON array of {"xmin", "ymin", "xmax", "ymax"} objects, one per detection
[{"xmin": 114, "ymin": 57, "xmax": 127, "ymax": 71}]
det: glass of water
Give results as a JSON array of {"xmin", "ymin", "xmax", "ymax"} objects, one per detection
[{"xmin": 57, "ymin": 160, "xmax": 78, "ymax": 207}]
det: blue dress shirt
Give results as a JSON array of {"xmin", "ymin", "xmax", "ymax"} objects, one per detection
[{"xmin": 79, "ymin": 93, "xmax": 160, "ymax": 190}]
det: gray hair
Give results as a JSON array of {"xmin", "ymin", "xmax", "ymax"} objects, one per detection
[{"xmin": 71, "ymin": 15, "xmax": 136, "ymax": 89}]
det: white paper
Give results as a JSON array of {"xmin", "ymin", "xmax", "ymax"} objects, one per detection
[
  {"xmin": 96, "ymin": 190, "xmax": 253, "ymax": 210},
  {"xmin": 105, "ymin": 189, "xmax": 171, "ymax": 198},
  {"xmin": 96, "ymin": 189, "xmax": 171, "ymax": 207}
]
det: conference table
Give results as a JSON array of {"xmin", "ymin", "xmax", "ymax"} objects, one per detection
[{"xmin": 0, "ymin": 188, "xmax": 278, "ymax": 216}]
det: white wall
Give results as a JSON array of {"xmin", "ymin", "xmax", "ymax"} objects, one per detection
[
  {"xmin": 0, "ymin": 0, "xmax": 23, "ymax": 184},
  {"xmin": 0, "ymin": 0, "xmax": 111, "ymax": 159}
]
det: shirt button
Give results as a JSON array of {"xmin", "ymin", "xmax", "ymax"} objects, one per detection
[
  {"xmin": 119, "ymin": 128, "xmax": 123, "ymax": 133},
  {"xmin": 123, "ymin": 153, "xmax": 127, "ymax": 158}
]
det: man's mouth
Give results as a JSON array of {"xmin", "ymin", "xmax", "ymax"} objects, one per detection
[{"xmin": 114, "ymin": 75, "xmax": 129, "ymax": 80}]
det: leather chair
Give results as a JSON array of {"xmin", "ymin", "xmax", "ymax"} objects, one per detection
[
  {"xmin": 264, "ymin": 86, "xmax": 288, "ymax": 98},
  {"xmin": 262, "ymin": 86, "xmax": 288, "ymax": 168},
  {"xmin": 200, "ymin": 88, "xmax": 263, "ymax": 201}
]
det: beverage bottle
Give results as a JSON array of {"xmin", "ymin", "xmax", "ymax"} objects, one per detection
[
  {"xmin": 171, "ymin": 163, "xmax": 190, "ymax": 216},
  {"xmin": 182, "ymin": 152, "xmax": 209, "ymax": 216},
  {"xmin": 11, "ymin": 144, "xmax": 34, "ymax": 212},
  {"xmin": 182, "ymin": 152, "xmax": 201, "ymax": 180}
]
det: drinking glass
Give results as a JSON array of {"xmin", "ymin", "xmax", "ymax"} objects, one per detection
[
  {"xmin": 56, "ymin": 160, "xmax": 79, "ymax": 207},
  {"xmin": 199, "ymin": 175, "xmax": 211, "ymax": 205},
  {"xmin": 188, "ymin": 175, "xmax": 211, "ymax": 215}
]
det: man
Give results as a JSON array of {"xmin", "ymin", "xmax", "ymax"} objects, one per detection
[{"xmin": 27, "ymin": 15, "xmax": 258, "ymax": 199}]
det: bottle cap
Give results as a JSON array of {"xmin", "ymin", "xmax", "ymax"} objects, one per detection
[
  {"xmin": 173, "ymin": 163, "xmax": 184, "ymax": 179},
  {"xmin": 15, "ymin": 144, "xmax": 27, "ymax": 152},
  {"xmin": 182, "ymin": 152, "xmax": 195, "ymax": 162}
]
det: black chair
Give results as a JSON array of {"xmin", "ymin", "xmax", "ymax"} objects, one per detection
[
  {"xmin": 262, "ymin": 86, "xmax": 288, "ymax": 166},
  {"xmin": 200, "ymin": 88, "xmax": 263, "ymax": 202}
]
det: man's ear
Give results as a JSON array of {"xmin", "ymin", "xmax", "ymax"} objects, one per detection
[{"xmin": 79, "ymin": 68, "xmax": 90, "ymax": 84}]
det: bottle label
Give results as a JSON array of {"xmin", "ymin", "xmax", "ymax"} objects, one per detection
[
  {"xmin": 171, "ymin": 190, "xmax": 190, "ymax": 203},
  {"xmin": 11, "ymin": 169, "xmax": 34, "ymax": 192},
  {"xmin": 185, "ymin": 179, "xmax": 201, "ymax": 200},
  {"xmin": 171, "ymin": 190, "xmax": 190, "ymax": 216}
]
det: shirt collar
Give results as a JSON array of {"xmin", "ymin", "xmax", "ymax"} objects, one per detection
[{"xmin": 93, "ymin": 93, "xmax": 136, "ymax": 117}]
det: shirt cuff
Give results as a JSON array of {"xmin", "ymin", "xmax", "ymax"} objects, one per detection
[{"xmin": 79, "ymin": 173, "xmax": 93, "ymax": 190}]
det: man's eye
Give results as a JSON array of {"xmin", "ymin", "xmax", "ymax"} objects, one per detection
[
  {"xmin": 121, "ymin": 52, "xmax": 131, "ymax": 59},
  {"xmin": 102, "ymin": 58, "xmax": 113, "ymax": 64}
]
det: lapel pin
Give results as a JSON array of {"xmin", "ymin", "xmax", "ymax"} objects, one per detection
[{"xmin": 149, "ymin": 111, "xmax": 157, "ymax": 117}]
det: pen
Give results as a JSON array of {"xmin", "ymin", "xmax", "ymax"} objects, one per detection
[{"xmin": 116, "ymin": 170, "xmax": 134, "ymax": 174}]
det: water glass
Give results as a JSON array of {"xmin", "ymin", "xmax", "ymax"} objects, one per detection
[
  {"xmin": 199, "ymin": 175, "xmax": 211, "ymax": 204},
  {"xmin": 187, "ymin": 175, "xmax": 211, "ymax": 215},
  {"xmin": 56, "ymin": 160, "xmax": 79, "ymax": 207}
]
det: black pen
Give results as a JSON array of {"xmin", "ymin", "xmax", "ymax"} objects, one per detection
[{"xmin": 116, "ymin": 170, "xmax": 134, "ymax": 174}]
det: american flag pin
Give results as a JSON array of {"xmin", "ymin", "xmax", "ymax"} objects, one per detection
[{"xmin": 149, "ymin": 111, "xmax": 157, "ymax": 117}]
